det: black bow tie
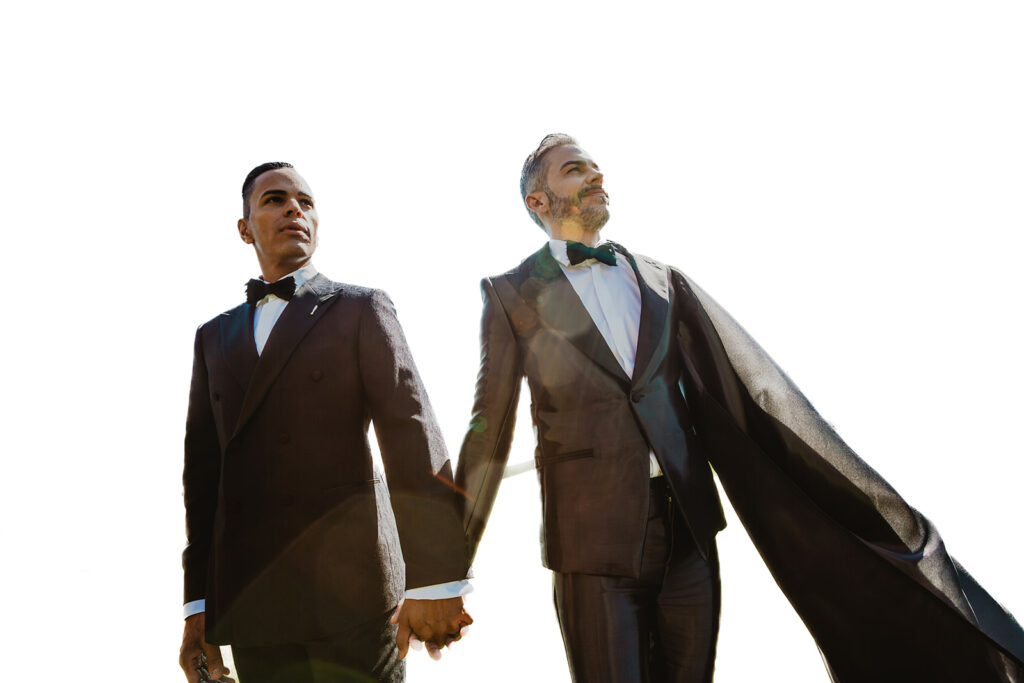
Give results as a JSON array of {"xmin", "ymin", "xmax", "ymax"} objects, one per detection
[
  {"xmin": 566, "ymin": 241, "xmax": 617, "ymax": 266},
  {"xmin": 246, "ymin": 276, "xmax": 296, "ymax": 305}
]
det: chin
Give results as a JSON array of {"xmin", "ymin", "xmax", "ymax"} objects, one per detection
[{"xmin": 581, "ymin": 209, "xmax": 610, "ymax": 232}]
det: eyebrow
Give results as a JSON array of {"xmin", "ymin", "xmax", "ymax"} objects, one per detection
[
  {"xmin": 560, "ymin": 160, "xmax": 599, "ymax": 172},
  {"xmin": 259, "ymin": 189, "xmax": 314, "ymax": 202}
]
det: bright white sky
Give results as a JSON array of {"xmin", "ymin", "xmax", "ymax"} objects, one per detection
[{"xmin": 3, "ymin": 1, "xmax": 1022, "ymax": 681}]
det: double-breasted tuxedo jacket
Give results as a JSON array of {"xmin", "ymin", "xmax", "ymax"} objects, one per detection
[
  {"xmin": 455, "ymin": 243, "xmax": 1024, "ymax": 682},
  {"xmin": 183, "ymin": 273, "xmax": 469, "ymax": 647}
]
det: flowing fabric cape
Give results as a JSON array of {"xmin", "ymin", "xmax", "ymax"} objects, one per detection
[{"xmin": 674, "ymin": 269, "xmax": 1024, "ymax": 682}]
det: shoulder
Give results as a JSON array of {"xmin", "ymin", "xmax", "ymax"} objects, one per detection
[
  {"xmin": 308, "ymin": 280, "xmax": 401, "ymax": 330},
  {"xmin": 297, "ymin": 273, "xmax": 391, "ymax": 312},
  {"xmin": 196, "ymin": 301, "xmax": 246, "ymax": 334},
  {"xmin": 608, "ymin": 241, "xmax": 671, "ymax": 271},
  {"xmin": 324, "ymin": 281, "xmax": 379, "ymax": 304},
  {"xmin": 609, "ymin": 242, "xmax": 698, "ymax": 301},
  {"xmin": 483, "ymin": 244, "xmax": 550, "ymax": 288}
]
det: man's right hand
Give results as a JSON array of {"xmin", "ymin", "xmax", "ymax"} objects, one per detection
[{"xmin": 179, "ymin": 613, "xmax": 234, "ymax": 682}]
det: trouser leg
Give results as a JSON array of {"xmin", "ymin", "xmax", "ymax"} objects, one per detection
[
  {"xmin": 552, "ymin": 478, "xmax": 719, "ymax": 683},
  {"xmin": 657, "ymin": 526, "xmax": 720, "ymax": 682}
]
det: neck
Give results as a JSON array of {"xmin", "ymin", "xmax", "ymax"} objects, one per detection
[
  {"xmin": 260, "ymin": 257, "xmax": 310, "ymax": 283},
  {"xmin": 547, "ymin": 222, "xmax": 601, "ymax": 247}
]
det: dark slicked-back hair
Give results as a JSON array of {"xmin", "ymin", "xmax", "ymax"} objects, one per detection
[
  {"xmin": 242, "ymin": 161, "xmax": 294, "ymax": 218},
  {"xmin": 520, "ymin": 133, "xmax": 579, "ymax": 229}
]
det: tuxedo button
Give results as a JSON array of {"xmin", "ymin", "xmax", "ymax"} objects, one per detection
[
  {"xmin": 631, "ymin": 392, "xmax": 645, "ymax": 403},
  {"xmin": 278, "ymin": 432, "xmax": 291, "ymax": 444},
  {"xmin": 211, "ymin": 392, "xmax": 220, "ymax": 402},
  {"xmin": 311, "ymin": 369, "xmax": 324, "ymax": 381}
]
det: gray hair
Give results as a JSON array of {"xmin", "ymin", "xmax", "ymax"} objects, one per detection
[{"xmin": 519, "ymin": 134, "xmax": 579, "ymax": 229}]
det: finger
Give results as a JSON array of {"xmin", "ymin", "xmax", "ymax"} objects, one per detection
[
  {"xmin": 396, "ymin": 619, "xmax": 413, "ymax": 660},
  {"xmin": 409, "ymin": 634, "xmax": 424, "ymax": 652},
  {"xmin": 446, "ymin": 615, "xmax": 471, "ymax": 635},
  {"xmin": 425, "ymin": 641, "xmax": 442, "ymax": 661},
  {"xmin": 203, "ymin": 643, "xmax": 230, "ymax": 678},
  {"xmin": 389, "ymin": 599, "xmax": 404, "ymax": 625},
  {"xmin": 180, "ymin": 644, "xmax": 202, "ymax": 682}
]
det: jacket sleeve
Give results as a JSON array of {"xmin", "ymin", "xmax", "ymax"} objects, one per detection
[
  {"xmin": 358, "ymin": 289, "xmax": 470, "ymax": 589},
  {"xmin": 455, "ymin": 278, "xmax": 524, "ymax": 564},
  {"xmin": 182, "ymin": 327, "xmax": 219, "ymax": 605}
]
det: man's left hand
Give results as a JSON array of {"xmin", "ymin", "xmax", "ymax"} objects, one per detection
[{"xmin": 390, "ymin": 596, "xmax": 473, "ymax": 660}]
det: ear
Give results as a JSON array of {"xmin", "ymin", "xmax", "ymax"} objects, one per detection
[
  {"xmin": 237, "ymin": 218, "xmax": 255, "ymax": 245},
  {"xmin": 525, "ymin": 190, "xmax": 548, "ymax": 218}
]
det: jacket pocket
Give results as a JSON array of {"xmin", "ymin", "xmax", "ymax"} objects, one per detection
[{"xmin": 536, "ymin": 448, "xmax": 594, "ymax": 466}]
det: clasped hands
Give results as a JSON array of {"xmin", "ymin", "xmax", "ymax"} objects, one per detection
[{"xmin": 390, "ymin": 596, "xmax": 473, "ymax": 661}]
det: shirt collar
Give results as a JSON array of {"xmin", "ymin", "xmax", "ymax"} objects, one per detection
[
  {"xmin": 286, "ymin": 262, "xmax": 318, "ymax": 290},
  {"xmin": 259, "ymin": 262, "xmax": 318, "ymax": 289}
]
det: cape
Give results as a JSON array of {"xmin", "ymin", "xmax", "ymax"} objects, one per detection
[{"xmin": 674, "ymin": 269, "xmax": 1024, "ymax": 682}]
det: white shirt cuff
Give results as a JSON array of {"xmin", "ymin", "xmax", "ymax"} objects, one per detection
[
  {"xmin": 183, "ymin": 599, "xmax": 206, "ymax": 618},
  {"xmin": 404, "ymin": 580, "xmax": 473, "ymax": 600}
]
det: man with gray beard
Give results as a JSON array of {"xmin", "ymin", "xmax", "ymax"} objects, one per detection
[{"xmin": 453, "ymin": 134, "xmax": 1024, "ymax": 682}]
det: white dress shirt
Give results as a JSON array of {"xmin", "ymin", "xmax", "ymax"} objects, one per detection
[
  {"xmin": 184, "ymin": 264, "xmax": 468, "ymax": 619},
  {"xmin": 549, "ymin": 239, "xmax": 664, "ymax": 478}
]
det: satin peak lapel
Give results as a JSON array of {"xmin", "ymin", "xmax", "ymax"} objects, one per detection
[
  {"xmin": 522, "ymin": 246, "xmax": 630, "ymax": 388},
  {"xmin": 219, "ymin": 303, "xmax": 258, "ymax": 391},
  {"xmin": 231, "ymin": 273, "xmax": 343, "ymax": 440},
  {"xmin": 619, "ymin": 245, "xmax": 670, "ymax": 388}
]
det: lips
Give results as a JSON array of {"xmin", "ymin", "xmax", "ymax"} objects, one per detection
[
  {"xmin": 581, "ymin": 187, "xmax": 608, "ymax": 200},
  {"xmin": 280, "ymin": 222, "xmax": 309, "ymax": 237}
]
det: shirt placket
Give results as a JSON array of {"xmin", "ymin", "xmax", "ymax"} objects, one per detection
[{"xmin": 591, "ymin": 263, "xmax": 635, "ymax": 378}]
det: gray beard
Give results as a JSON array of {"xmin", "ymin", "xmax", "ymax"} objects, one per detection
[{"xmin": 549, "ymin": 193, "xmax": 610, "ymax": 232}]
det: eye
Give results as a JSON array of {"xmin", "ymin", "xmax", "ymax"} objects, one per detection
[{"xmin": 301, "ymin": 199, "xmax": 314, "ymax": 208}]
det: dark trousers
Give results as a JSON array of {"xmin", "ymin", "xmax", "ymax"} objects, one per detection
[
  {"xmin": 553, "ymin": 477, "xmax": 721, "ymax": 683},
  {"xmin": 231, "ymin": 609, "xmax": 404, "ymax": 683}
]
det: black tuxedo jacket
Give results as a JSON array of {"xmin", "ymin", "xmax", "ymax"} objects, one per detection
[
  {"xmin": 457, "ymin": 243, "xmax": 1024, "ymax": 681},
  {"xmin": 183, "ymin": 273, "xmax": 469, "ymax": 646}
]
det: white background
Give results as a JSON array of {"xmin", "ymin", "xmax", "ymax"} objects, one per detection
[{"xmin": 2, "ymin": 1, "xmax": 1022, "ymax": 681}]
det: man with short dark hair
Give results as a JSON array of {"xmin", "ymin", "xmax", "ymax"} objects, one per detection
[
  {"xmin": 454, "ymin": 135, "xmax": 1024, "ymax": 682},
  {"xmin": 178, "ymin": 163, "xmax": 471, "ymax": 683}
]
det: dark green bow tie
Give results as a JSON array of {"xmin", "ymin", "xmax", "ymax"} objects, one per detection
[{"xmin": 566, "ymin": 241, "xmax": 617, "ymax": 266}]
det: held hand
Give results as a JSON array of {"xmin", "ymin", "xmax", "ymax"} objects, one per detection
[
  {"xmin": 390, "ymin": 596, "xmax": 473, "ymax": 660},
  {"xmin": 179, "ymin": 613, "xmax": 234, "ymax": 682}
]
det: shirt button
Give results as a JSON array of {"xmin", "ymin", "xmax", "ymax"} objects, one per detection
[
  {"xmin": 311, "ymin": 369, "xmax": 324, "ymax": 381},
  {"xmin": 211, "ymin": 392, "xmax": 220, "ymax": 402},
  {"xmin": 278, "ymin": 432, "xmax": 291, "ymax": 444}
]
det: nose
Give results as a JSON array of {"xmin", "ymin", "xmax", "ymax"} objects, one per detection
[
  {"xmin": 587, "ymin": 167, "xmax": 603, "ymax": 185},
  {"xmin": 284, "ymin": 197, "xmax": 304, "ymax": 217}
]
